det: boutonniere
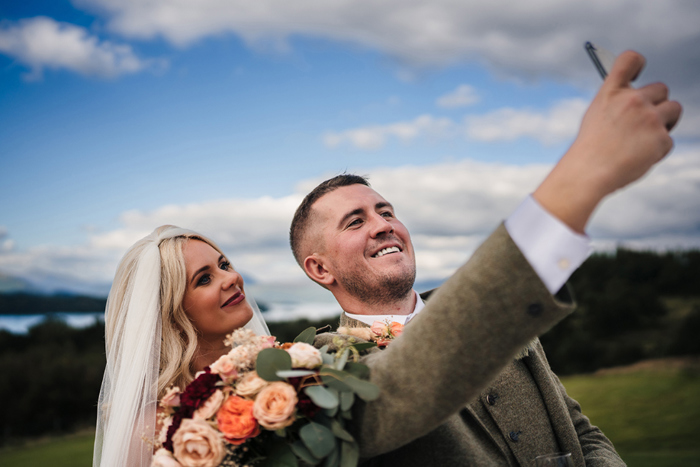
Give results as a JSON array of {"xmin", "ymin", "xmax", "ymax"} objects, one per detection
[{"xmin": 370, "ymin": 320, "xmax": 404, "ymax": 347}]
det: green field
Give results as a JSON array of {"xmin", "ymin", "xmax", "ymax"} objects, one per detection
[{"xmin": 2, "ymin": 363, "xmax": 699, "ymax": 467}]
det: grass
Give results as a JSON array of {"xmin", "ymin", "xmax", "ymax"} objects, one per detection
[
  {"xmin": 2, "ymin": 364, "xmax": 699, "ymax": 467},
  {"xmin": 0, "ymin": 431, "xmax": 94, "ymax": 466},
  {"xmin": 561, "ymin": 361, "xmax": 700, "ymax": 466}
]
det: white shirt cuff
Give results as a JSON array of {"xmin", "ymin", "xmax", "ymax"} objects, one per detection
[{"xmin": 505, "ymin": 195, "xmax": 592, "ymax": 294}]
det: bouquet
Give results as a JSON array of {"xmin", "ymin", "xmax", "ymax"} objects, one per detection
[{"xmin": 152, "ymin": 327, "xmax": 379, "ymax": 467}]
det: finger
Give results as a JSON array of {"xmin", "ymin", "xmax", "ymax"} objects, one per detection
[
  {"xmin": 657, "ymin": 100, "xmax": 683, "ymax": 131},
  {"xmin": 606, "ymin": 50, "xmax": 645, "ymax": 88},
  {"xmin": 638, "ymin": 82, "xmax": 669, "ymax": 105}
]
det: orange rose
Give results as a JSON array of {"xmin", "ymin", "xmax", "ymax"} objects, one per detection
[
  {"xmin": 216, "ymin": 395, "xmax": 260, "ymax": 445},
  {"xmin": 252, "ymin": 381, "xmax": 297, "ymax": 430},
  {"xmin": 389, "ymin": 321, "xmax": 404, "ymax": 338}
]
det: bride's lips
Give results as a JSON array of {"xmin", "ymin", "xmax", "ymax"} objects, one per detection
[{"xmin": 222, "ymin": 291, "xmax": 245, "ymax": 308}]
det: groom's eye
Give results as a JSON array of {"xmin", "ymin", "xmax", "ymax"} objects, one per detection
[{"xmin": 348, "ymin": 218, "xmax": 363, "ymax": 228}]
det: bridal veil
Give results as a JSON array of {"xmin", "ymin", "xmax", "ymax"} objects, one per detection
[{"xmin": 93, "ymin": 226, "xmax": 269, "ymax": 467}]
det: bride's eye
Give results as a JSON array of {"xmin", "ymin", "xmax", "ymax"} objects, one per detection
[
  {"xmin": 220, "ymin": 261, "xmax": 231, "ymax": 271},
  {"xmin": 197, "ymin": 274, "xmax": 211, "ymax": 286}
]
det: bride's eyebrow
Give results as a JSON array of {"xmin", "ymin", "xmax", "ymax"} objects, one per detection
[{"xmin": 190, "ymin": 255, "xmax": 225, "ymax": 285}]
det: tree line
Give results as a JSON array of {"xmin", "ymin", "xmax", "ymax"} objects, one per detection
[{"xmin": 1, "ymin": 248, "xmax": 699, "ymax": 444}]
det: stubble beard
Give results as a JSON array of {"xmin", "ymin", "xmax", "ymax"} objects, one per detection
[{"xmin": 337, "ymin": 264, "xmax": 416, "ymax": 307}]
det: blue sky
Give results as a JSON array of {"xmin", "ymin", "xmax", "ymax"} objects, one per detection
[{"xmin": 1, "ymin": 0, "xmax": 700, "ymax": 297}]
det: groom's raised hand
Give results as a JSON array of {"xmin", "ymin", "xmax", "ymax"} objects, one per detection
[{"xmin": 533, "ymin": 50, "xmax": 683, "ymax": 233}]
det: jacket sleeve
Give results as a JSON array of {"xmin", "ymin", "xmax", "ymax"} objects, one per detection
[
  {"xmin": 555, "ymin": 376, "xmax": 627, "ymax": 466},
  {"xmin": 344, "ymin": 224, "xmax": 577, "ymax": 457}
]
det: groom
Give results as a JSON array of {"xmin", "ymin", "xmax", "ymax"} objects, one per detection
[{"xmin": 290, "ymin": 51, "xmax": 680, "ymax": 466}]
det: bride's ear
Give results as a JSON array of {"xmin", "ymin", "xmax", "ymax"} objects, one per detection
[{"xmin": 303, "ymin": 254, "xmax": 334, "ymax": 287}]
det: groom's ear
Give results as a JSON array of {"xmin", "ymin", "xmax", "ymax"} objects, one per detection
[{"xmin": 303, "ymin": 254, "xmax": 335, "ymax": 287}]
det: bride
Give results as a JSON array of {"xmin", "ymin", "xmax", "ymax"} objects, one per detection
[{"xmin": 93, "ymin": 225, "xmax": 269, "ymax": 467}]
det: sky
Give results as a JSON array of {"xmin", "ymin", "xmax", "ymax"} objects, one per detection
[{"xmin": 1, "ymin": 0, "xmax": 700, "ymax": 302}]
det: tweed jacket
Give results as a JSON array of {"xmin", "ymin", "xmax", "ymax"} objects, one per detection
[{"xmin": 314, "ymin": 225, "xmax": 625, "ymax": 466}]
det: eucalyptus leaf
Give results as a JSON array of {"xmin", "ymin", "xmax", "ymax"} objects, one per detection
[
  {"xmin": 348, "ymin": 342, "xmax": 377, "ymax": 352},
  {"xmin": 322, "ymin": 442, "xmax": 340, "ymax": 467},
  {"xmin": 334, "ymin": 349, "xmax": 349, "ymax": 371},
  {"xmin": 340, "ymin": 391, "xmax": 354, "ymax": 412},
  {"xmin": 291, "ymin": 440, "xmax": 321, "ymax": 465},
  {"xmin": 341, "ymin": 409, "xmax": 352, "ymax": 420},
  {"xmin": 277, "ymin": 370, "xmax": 316, "ymax": 378},
  {"xmin": 321, "ymin": 374, "xmax": 352, "ymax": 392},
  {"xmin": 344, "ymin": 362, "xmax": 370, "ymax": 379},
  {"xmin": 256, "ymin": 348, "xmax": 292, "ymax": 382},
  {"xmin": 340, "ymin": 441, "xmax": 360, "ymax": 467},
  {"xmin": 305, "ymin": 385, "xmax": 339, "ymax": 409},
  {"xmin": 324, "ymin": 406, "xmax": 339, "ymax": 417},
  {"xmin": 320, "ymin": 368, "xmax": 379, "ymax": 401},
  {"xmin": 294, "ymin": 327, "xmax": 317, "ymax": 345},
  {"xmin": 261, "ymin": 439, "xmax": 298, "ymax": 467},
  {"xmin": 330, "ymin": 419, "xmax": 354, "ymax": 442},
  {"xmin": 300, "ymin": 422, "xmax": 336, "ymax": 459}
]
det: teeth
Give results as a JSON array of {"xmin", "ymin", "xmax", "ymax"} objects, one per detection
[{"xmin": 374, "ymin": 246, "xmax": 400, "ymax": 258}]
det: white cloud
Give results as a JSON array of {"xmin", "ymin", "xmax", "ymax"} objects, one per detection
[
  {"xmin": 0, "ymin": 17, "xmax": 161, "ymax": 79},
  {"xmin": 324, "ymin": 114, "xmax": 456, "ymax": 150},
  {"xmin": 436, "ymin": 84, "xmax": 479, "ymax": 108},
  {"xmin": 325, "ymin": 97, "xmax": 588, "ymax": 150},
  {"xmin": 465, "ymin": 98, "xmax": 588, "ymax": 145},
  {"xmin": 2, "ymin": 145, "xmax": 700, "ymax": 291},
  {"xmin": 71, "ymin": 0, "xmax": 700, "ymax": 137}
]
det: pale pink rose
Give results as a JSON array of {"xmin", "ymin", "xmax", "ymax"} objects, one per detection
[
  {"xmin": 258, "ymin": 335, "xmax": 276, "ymax": 349},
  {"xmin": 193, "ymin": 390, "xmax": 224, "ymax": 420},
  {"xmin": 210, "ymin": 355, "xmax": 238, "ymax": 381},
  {"xmin": 235, "ymin": 372, "xmax": 268, "ymax": 398},
  {"xmin": 370, "ymin": 321, "xmax": 389, "ymax": 337},
  {"xmin": 252, "ymin": 381, "xmax": 298, "ymax": 430},
  {"xmin": 287, "ymin": 343, "xmax": 322, "ymax": 369},
  {"xmin": 389, "ymin": 321, "xmax": 404, "ymax": 338},
  {"xmin": 172, "ymin": 418, "xmax": 225, "ymax": 467},
  {"xmin": 151, "ymin": 448, "xmax": 182, "ymax": 467},
  {"xmin": 160, "ymin": 387, "xmax": 181, "ymax": 408},
  {"xmin": 158, "ymin": 416, "xmax": 173, "ymax": 444}
]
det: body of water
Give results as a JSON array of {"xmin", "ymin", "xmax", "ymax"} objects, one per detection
[{"xmin": 0, "ymin": 301, "xmax": 342, "ymax": 334}]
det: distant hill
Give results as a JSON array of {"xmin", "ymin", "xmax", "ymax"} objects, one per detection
[
  {"xmin": 0, "ymin": 273, "xmax": 36, "ymax": 293},
  {"xmin": 0, "ymin": 292, "xmax": 107, "ymax": 315}
]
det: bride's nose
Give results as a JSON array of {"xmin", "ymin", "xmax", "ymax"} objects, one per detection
[{"xmin": 222, "ymin": 269, "xmax": 243, "ymax": 290}]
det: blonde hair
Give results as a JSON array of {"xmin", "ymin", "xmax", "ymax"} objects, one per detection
[{"xmin": 105, "ymin": 225, "xmax": 226, "ymax": 399}]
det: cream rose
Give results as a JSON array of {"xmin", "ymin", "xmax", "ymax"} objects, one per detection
[
  {"xmin": 286, "ymin": 343, "xmax": 322, "ymax": 369},
  {"xmin": 252, "ymin": 381, "xmax": 297, "ymax": 430},
  {"xmin": 193, "ymin": 390, "xmax": 224, "ymax": 420},
  {"xmin": 151, "ymin": 448, "xmax": 182, "ymax": 467},
  {"xmin": 171, "ymin": 418, "xmax": 226, "ymax": 467},
  {"xmin": 235, "ymin": 372, "xmax": 268, "ymax": 398},
  {"xmin": 370, "ymin": 321, "xmax": 389, "ymax": 337}
]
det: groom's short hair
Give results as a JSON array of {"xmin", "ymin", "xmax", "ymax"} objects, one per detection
[{"xmin": 290, "ymin": 174, "xmax": 370, "ymax": 266}]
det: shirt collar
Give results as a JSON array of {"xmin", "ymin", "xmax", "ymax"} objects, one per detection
[{"xmin": 344, "ymin": 290, "xmax": 425, "ymax": 326}]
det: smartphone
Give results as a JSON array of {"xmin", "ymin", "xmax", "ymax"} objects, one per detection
[{"xmin": 585, "ymin": 42, "xmax": 616, "ymax": 80}]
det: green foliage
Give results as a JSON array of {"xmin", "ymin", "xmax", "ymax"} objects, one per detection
[
  {"xmin": 0, "ymin": 293, "xmax": 106, "ymax": 314},
  {"xmin": 0, "ymin": 319, "xmax": 105, "ymax": 445},
  {"xmin": 267, "ymin": 316, "xmax": 340, "ymax": 344},
  {"xmin": 540, "ymin": 248, "xmax": 700, "ymax": 375}
]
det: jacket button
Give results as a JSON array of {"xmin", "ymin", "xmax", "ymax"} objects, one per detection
[
  {"xmin": 527, "ymin": 303, "xmax": 543, "ymax": 316},
  {"xmin": 486, "ymin": 394, "xmax": 498, "ymax": 406},
  {"xmin": 509, "ymin": 431, "xmax": 521, "ymax": 442}
]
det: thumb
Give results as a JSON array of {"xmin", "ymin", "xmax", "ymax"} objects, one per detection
[{"xmin": 605, "ymin": 50, "xmax": 646, "ymax": 89}]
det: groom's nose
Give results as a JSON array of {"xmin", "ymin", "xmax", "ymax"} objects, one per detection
[{"xmin": 368, "ymin": 213, "xmax": 394, "ymax": 238}]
